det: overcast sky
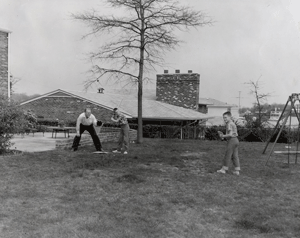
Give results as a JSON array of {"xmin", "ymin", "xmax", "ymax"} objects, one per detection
[{"xmin": 1, "ymin": 0, "xmax": 300, "ymax": 107}]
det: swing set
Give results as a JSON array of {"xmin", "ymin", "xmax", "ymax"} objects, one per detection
[{"xmin": 263, "ymin": 93, "xmax": 300, "ymax": 166}]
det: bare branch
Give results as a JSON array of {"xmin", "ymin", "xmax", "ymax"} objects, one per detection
[
  {"xmin": 245, "ymin": 77, "xmax": 272, "ymax": 127},
  {"xmin": 72, "ymin": 0, "xmax": 213, "ymax": 142},
  {"xmin": 72, "ymin": 0, "xmax": 212, "ymax": 86}
]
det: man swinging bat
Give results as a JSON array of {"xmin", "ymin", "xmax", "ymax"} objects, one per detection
[{"xmin": 71, "ymin": 108, "xmax": 104, "ymax": 152}]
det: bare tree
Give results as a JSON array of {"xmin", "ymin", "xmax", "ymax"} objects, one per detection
[
  {"xmin": 72, "ymin": 0, "xmax": 212, "ymax": 143},
  {"xmin": 246, "ymin": 76, "xmax": 271, "ymax": 127},
  {"xmin": 10, "ymin": 75, "xmax": 21, "ymax": 95}
]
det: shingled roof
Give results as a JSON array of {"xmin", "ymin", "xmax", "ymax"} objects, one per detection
[
  {"xmin": 198, "ymin": 98, "xmax": 237, "ymax": 107},
  {"xmin": 21, "ymin": 89, "xmax": 212, "ymax": 121}
]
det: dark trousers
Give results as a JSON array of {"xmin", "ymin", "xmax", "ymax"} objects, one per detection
[{"xmin": 72, "ymin": 124, "xmax": 102, "ymax": 151}]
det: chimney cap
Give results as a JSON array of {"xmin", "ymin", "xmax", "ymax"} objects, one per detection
[{"xmin": 98, "ymin": 88, "xmax": 104, "ymax": 93}]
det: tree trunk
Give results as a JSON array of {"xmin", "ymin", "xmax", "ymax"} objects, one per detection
[
  {"xmin": 137, "ymin": 2, "xmax": 145, "ymax": 144},
  {"xmin": 137, "ymin": 75, "xmax": 143, "ymax": 143}
]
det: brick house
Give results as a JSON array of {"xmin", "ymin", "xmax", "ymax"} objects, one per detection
[
  {"xmin": 20, "ymin": 69, "xmax": 238, "ymax": 128},
  {"xmin": 0, "ymin": 28, "xmax": 11, "ymax": 98},
  {"xmin": 20, "ymin": 89, "xmax": 121, "ymax": 124},
  {"xmin": 20, "ymin": 89, "xmax": 211, "ymax": 126}
]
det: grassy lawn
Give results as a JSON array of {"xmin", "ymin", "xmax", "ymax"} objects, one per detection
[{"xmin": 0, "ymin": 139, "xmax": 300, "ymax": 238}]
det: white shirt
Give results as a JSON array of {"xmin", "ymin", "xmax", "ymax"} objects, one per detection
[{"xmin": 76, "ymin": 113, "xmax": 97, "ymax": 132}]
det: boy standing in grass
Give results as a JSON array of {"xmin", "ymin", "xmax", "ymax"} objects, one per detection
[
  {"xmin": 111, "ymin": 108, "xmax": 130, "ymax": 154},
  {"xmin": 217, "ymin": 111, "xmax": 240, "ymax": 175}
]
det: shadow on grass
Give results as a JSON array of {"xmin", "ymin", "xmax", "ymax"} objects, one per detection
[
  {"xmin": 234, "ymin": 205, "xmax": 299, "ymax": 235},
  {"xmin": 235, "ymin": 219, "xmax": 272, "ymax": 234},
  {"xmin": 114, "ymin": 174, "xmax": 144, "ymax": 184}
]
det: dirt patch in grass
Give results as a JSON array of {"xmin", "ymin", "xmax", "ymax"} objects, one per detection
[
  {"xmin": 180, "ymin": 151, "xmax": 207, "ymax": 157},
  {"xmin": 115, "ymin": 174, "xmax": 144, "ymax": 184}
]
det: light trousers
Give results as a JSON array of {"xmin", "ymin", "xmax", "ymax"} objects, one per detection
[
  {"xmin": 118, "ymin": 124, "xmax": 129, "ymax": 151},
  {"xmin": 223, "ymin": 137, "xmax": 240, "ymax": 170}
]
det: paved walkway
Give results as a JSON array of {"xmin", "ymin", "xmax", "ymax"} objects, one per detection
[{"xmin": 10, "ymin": 132, "xmax": 76, "ymax": 152}]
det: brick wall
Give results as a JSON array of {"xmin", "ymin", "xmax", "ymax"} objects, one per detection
[
  {"xmin": 0, "ymin": 31, "xmax": 9, "ymax": 98},
  {"xmin": 156, "ymin": 72, "xmax": 200, "ymax": 110},
  {"xmin": 55, "ymin": 127, "xmax": 137, "ymax": 149},
  {"xmin": 21, "ymin": 96, "xmax": 114, "ymax": 123}
]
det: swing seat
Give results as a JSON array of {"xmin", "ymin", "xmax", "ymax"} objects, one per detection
[{"xmin": 274, "ymin": 151, "xmax": 300, "ymax": 154}]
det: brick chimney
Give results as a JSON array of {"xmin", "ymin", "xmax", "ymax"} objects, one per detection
[
  {"xmin": 156, "ymin": 70, "xmax": 200, "ymax": 110},
  {"xmin": 0, "ymin": 29, "xmax": 11, "ymax": 99}
]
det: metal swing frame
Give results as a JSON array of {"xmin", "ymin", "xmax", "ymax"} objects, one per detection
[{"xmin": 263, "ymin": 93, "xmax": 300, "ymax": 166}]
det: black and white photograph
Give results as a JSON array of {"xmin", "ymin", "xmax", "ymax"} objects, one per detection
[{"xmin": 1, "ymin": 0, "xmax": 300, "ymax": 237}]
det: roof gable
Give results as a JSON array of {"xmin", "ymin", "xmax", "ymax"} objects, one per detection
[
  {"xmin": 20, "ymin": 89, "xmax": 115, "ymax": 110},
  {"xmin": 21, "ymin": 89, "xmax": 212, "ymax": 121},
  {"xmin": 0, "ymin": 28, "xmax": 12, "ymax": 33},
  {"xmin": 47, "ymin": 91, "xmax": 73, "ymax": 97}
]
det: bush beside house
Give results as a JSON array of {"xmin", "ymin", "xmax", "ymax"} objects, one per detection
[{"xmin": 0, "ymin": 98, "xmax": 29, "ymax": 154}]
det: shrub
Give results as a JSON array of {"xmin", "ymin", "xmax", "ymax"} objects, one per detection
[
  {"xmin": 36, "ymin": 118, "xmax": 59, "ymax": 126},
  {"xmin": 23, "ymin": 110, "xmax": 37, "ymax": 129},
  {"xmin": 0, "ymin": 97, "xmax": 26, "ymax": 154},
  {"xmin": 204, "ymin": 126, "xmax": 225, "ymax": 141}
]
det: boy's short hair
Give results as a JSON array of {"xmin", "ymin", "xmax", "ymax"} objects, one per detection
[
  {"xmin": 113, "ymin": 108, "xmax": 118, "ymax": 111},
  {"xmin": 223, "ymin": 111, "xmax": 232, "ymax": 117}
]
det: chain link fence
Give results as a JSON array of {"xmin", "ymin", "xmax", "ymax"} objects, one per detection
[{"xmin": 132, "ymin": 124, "xmax": 300, "ymax": 143}]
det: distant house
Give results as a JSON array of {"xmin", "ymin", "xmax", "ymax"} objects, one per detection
[
  {"xmin": 198, "ymin": 98, "xmax": 238, "ymax": 117},
  {"xmin": 0, "ymin": 28, "xmax": 11, "ymax": 98},
  {"xmin": 198, "ymin": 98, "xmax": 239, "ymax": 126},
  {"xmin": 267, "ymin": 113, "xmax": 300, "ymax": 129}
]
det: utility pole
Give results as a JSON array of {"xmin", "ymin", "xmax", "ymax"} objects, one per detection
[
  {"xmin": 235, "ymin": 91, "xmax": 246, "ymax": 115},
  {"xmin": 236, "ymin": 91, "xmax": 242, "ymax": 108}
]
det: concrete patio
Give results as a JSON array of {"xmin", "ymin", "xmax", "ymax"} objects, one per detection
[
  {"xmin": 10, "ymin": 132, "xmax": 77, "ymax": 152},
  {"xmin": 10, "ymin": 128, "xmax": 137, "ymax": 152}
]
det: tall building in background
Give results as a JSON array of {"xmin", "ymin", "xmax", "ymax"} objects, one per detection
[{"xmin": 0, "ymin": 28, "xmax": 11, "ymax": 99}]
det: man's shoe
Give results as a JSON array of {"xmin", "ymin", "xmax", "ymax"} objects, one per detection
[
  {"xmin": 217, "ymin": 168, "xmax": 226, "ymax": 174},
  {"xmin": 112, "ymin": 150, "xmax": 121, "ymax": 153},
  {"xmin": 233, "ymin": 171, "xmax": 240, "ymax": 176},
  {"xmin": 123, "ymin": 151, "xmax": 128, "ymax": 154}
]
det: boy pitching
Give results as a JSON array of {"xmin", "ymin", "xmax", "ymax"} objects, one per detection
[{"xmin": 217, "ymin": 111, "xmax": 241, "ymax": 175}]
